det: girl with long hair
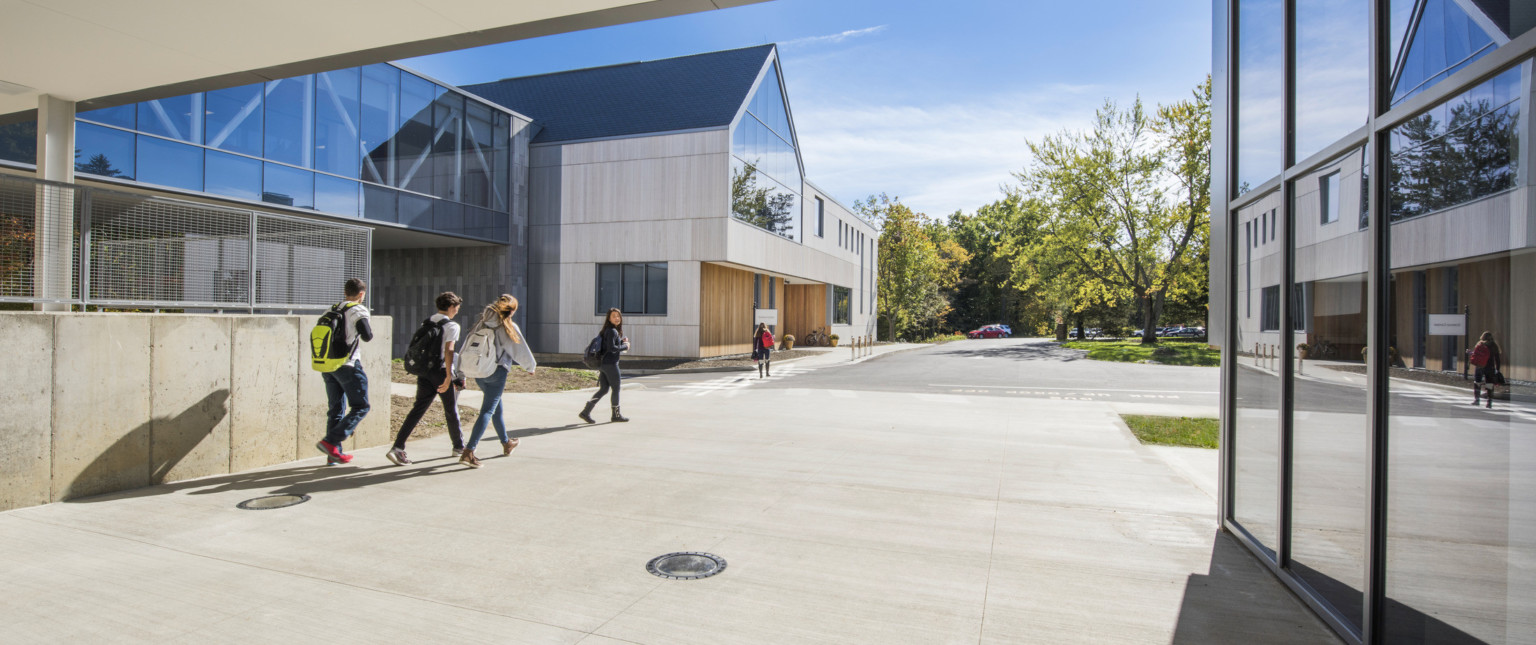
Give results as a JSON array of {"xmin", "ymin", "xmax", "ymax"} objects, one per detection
[
  {"xmin": 753, "ymin": 322, "xmax": 774, "ymax": 378},
  {"xmin": 1471, "ymin": 331, "xmax": 1503, "ymax": 409},
  {"xmin": 579, "ymin": 308, "xmax": 630, "ymax": 423},
  {"xmin": 461, "ymin": 294, "xmax": 536, "ymax": 468}
]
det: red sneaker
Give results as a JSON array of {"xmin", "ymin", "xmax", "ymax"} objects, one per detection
[{"xmin": 316, "ymin": 441, "xmax": 352, "ymax": 464}]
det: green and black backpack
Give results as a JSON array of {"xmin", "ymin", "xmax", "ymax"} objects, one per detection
[{"xmin": 310, "ymin": 302, "xmax": 359, "ymax": 372}]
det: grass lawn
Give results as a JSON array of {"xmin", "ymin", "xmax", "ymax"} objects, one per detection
[
  {"xmin": 1121, "ymin": 415, "xmax": 1219, "ymax": 449},
  {"xmin": 1060, "ymin": 338, "xmax": 1220, "ymax": 366}
]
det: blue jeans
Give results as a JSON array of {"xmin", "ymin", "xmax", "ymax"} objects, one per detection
[
  {"xmin": 321, "ymin": 362, "xmax": 370, "ymax": 448},
  {"xmin": 466, "ymin": 365, "xmax": 509, "ymax": 451}
]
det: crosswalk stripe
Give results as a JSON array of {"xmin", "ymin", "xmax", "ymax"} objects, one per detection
[{"xmin": 662, "ymin": 365, "xmax": 819, "ymax": 397}]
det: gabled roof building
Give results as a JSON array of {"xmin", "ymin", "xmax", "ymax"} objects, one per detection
[{"xmin": 464, "ymin": 44, "xmax": 878, "ymax": 357}]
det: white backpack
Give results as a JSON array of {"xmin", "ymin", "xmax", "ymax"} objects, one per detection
[{"xmin": 457, "ymin": 324, "xmax": 499, "ymax": 379}]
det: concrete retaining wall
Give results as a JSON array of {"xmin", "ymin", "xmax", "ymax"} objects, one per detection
[{"xmin": 0, "ymin": 312, "xmax": 391, "ymax": 512}]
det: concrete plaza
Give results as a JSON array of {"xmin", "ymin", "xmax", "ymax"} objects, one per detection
[{"xmin": 0, "ymin": 340, "xmax": 1339, "ymax": 643}]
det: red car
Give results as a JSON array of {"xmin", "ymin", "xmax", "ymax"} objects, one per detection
[{"xmin": 967, "ymin": 325, "xmax": 1009, "ymax": 339}]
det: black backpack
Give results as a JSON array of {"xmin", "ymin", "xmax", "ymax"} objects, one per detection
[
  {"xmin": 582, "ymin": 333, "xmax": 605, "ymax": 369},
  {"xmin": 403, "ymin": 317, "xmax": 450, "ymax": 377}
]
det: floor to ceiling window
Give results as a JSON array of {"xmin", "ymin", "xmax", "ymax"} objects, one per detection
[{"xmin": 1219, "ymin": 1, "xmax": 1535, "ymax": 642}]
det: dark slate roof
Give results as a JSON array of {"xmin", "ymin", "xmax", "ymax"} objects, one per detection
[{"xmin": 461, "ymin": 45, "xmax": 774, "ymax": 144}]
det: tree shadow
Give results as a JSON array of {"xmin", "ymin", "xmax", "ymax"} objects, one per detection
[{"xmin": 936, "ymin": 342, "xmax": 1084, "ymax": 362}]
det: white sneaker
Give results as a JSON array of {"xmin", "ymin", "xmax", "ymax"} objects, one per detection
[{"xmin": 385, "ymin": 448, "xmax": 411, "ymax": 466}]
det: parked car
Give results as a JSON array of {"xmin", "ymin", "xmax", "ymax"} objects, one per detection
[
  {"xmin": 1067, "ymin": 327, "xmax": 1102, "ymax": 339},
  {"xmin": 968, "ymin": 325, "xmax": 1009, "ymax": 339},
  {"xmin": 998, "ymin": 324, "xmax": 1013, "ymax": 336},
  {"xmin": 1169, "ymin": 326, "xmax": 1205, "ymax": 338}
]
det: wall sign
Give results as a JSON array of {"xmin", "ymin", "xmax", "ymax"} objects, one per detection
[{"xmin": 1427, "ymin": 314, "xmax": 1466, "ymax": 336}]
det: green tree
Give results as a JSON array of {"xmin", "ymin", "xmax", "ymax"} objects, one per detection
[
  {"xmin": 731, "ymin": 161, "xmax": 795, "ymax": 237},
  {"xmin": 1014, "ymin": 79, "xmax": 1211, "ymax": 344},
  {"xmin": 860, "ymin": 194, "xmax": 962, "ymax": 341},
  {"xmin": 76, "ymin": 153, "xmax": 126, "ymax": 178}
]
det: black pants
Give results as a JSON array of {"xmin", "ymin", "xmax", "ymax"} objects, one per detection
[
  {"xmin": 393, "ymin": 373, "xmax": 463, "ymax": 451},
  {"xmin": 589, "ymin": 363, "xmax": 621, "ymax": 406}
]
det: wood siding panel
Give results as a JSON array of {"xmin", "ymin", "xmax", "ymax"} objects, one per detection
[
  {"xmin": 782, "ymin": 284, "xmax": 827, "ymax": 343},
  {"xmin": 700, "ymin": 263, "xmax": 755, "ymax": 357}
]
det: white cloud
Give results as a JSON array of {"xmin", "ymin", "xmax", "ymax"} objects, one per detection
[
  {"xmin": 781, "ymin": 25, "xmax": 888, "ymax": 48},
  {"xmin": 793, "ymin": 85, "xmax": 1112, "ymax": 217}
]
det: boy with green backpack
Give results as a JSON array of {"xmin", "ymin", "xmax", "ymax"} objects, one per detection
[{"xmin": 311, "ymin": 278, "xmax": 374, "ymax": 464}]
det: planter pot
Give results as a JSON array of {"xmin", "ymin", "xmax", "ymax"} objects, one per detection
[
  {"xmin": 783, "ymin": 340, "xmax": 794, "ymax": 350},
  {"xmin": 829, "ymin": 337, "xmax": 839, "ymax": 347}
]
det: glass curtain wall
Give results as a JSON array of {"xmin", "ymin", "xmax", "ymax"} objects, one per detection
[
  {"xmin": 60, "ymin": 64, "xmax": 515, "ymax": 243},
  {"xmin": 1223, "ymin": 0, "xmax": 1536, "ymax": 642},
  {"xmin": 730, "ymin": 61, "xmax": 804, "ymax": 241}
]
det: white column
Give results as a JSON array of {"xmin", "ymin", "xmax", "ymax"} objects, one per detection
[{"xmin": 34, "ymin": 94, "xmax": 75, "ymax": 311}]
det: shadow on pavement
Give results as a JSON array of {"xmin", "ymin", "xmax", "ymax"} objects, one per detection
[
  {"xmin": 1171, "ymin": 532, "xmax": 1342, "ymax": 644},
  {"xmin": 66, "ymin": 459, "xmax": 467, "ymax": 503},
  {"xmin": 937, "ymin": 341, "xmax": 1084, "ymax": 362},
  {"xmin": 1173, "ymin": 531, "xmax": 1492, "ymax": 643},
  {"xmin": 65, "ymin": 419, "xmax": 624, "ymax": 505}
]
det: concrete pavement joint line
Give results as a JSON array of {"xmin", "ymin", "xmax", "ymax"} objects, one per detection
[
  {"xmin": 585, "ymin": 534, "xmax": 734, "ymax": 641},
  {"xmin": 975, "ymin": 442, "xmax": 1008, "ymax": 644},
  {"xmin": 8, "ymin": 514, "xmax": 590, "ymax": 638},
  {"xmin": 929, "ymin": 384, "xmax": 1219, "ymax": 394}
]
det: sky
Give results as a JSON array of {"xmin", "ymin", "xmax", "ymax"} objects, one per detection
[{"xmin": 400, "ymin": 0, "xmax": 1211, "ymax": 218}]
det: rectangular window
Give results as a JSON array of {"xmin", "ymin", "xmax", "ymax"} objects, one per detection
[
  {"xmin": 753, "ymin": 273, "xmax": 761, "ymax": 308},
  {"xmin": 597, "ymin": 264, "xmax": 622, "ymax": 313},
  {"xmin": 1320, "ymin": 171, "xmax": 1340, "ymax": 224},
  {"xmin": 646, "ymin": 262, "xmax": 668, "ymax": 315},
  {"xmin": 1260, "ymin": 285, "xmax": 1280, "ymax": 331},
  {"xmin": 622, "ymin": 263, "xmax": 645, "ymax": 314},
  {"xmin": 833, "ymin": 286, "xmax": 851, "ymax": 325},
  {"xmin": 1261, "ymin": 211, "xmax": 1267, "ymax": 244},
  {"xmin": 816, "ymin": 196, "xmax": 825, "ymax": 237},
  {"xmin": 1290, "ymin": 282, "xmax": 1307, "ymax": 332},
  {"xmin": 1270, "ymin": 208, "xmax": 1277, "ymax": 240},
  {"xmin": 839, "ymin": 221, "xmax": 843, "ymax": 247},
  {"xmin": 596, "ymin": 262, "xmax": 667, "ymax": 315},
  {"xmin": 768, "ymin": 276, "xmax": 775, "ymax": 309}
]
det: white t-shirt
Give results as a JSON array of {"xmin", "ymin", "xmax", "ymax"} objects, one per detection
[
  {"xmin": 430, "ymin": 313, "xmax": 460, "ymax": 361},
  {"xmin": 342, "ymin": 302, "xmax": 370, "ymax": 363}
]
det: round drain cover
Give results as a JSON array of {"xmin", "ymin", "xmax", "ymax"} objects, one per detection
[
  {"xmin": 646, "ymin": 552, "xmax": 727, "ymax": 580},
  {"xmin": 236, "ymin": 494, "xmax": 311, "ymax": 510}
]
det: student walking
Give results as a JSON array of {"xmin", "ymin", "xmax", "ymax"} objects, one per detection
[
  {"xmin": 388, "ymin": 292, "xmax": 467, "ymax": 465},
  {"xmin": 1470, "ymin": 331, "xmax": 1504, "ymax": 409},
  {"xmin": 460, "ymin": 295, "xmax": 536, "ymax": 468},
  {"xmin": 753, "ymin": 322, "xmax": 774, "ymax": 378},
  {"xmin": 316, "ymin": 278, "xmax": 373, "ymax": 465},
  {"xmin": 579, "ymin": 308, "xmax": 630, "ymax": 423}
]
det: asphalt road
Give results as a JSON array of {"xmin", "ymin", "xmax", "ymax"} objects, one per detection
[
  {"xmin": 630, "ymin": 337, "xmax": 1533, "ymax": 423},
  {"xmin": 637, "ymin": 337, "xmax": 1220, "ymax": 406}
]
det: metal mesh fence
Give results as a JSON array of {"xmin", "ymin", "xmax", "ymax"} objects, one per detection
[
  {"xmin": 0, "ymin": 174, "xmax": 82, "ymax": 302},
  {"xmin": 255, "ymin": 216, "xmax": 370, "ymax": 308},
  {"xmin": 89, "ymin": 190, "xmax": 253, "ymax": 307},
  {"xmin": 0, "ymin": 173, "xmax": 370, "ymax": 310}
]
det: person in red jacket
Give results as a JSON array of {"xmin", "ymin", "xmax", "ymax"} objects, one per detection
[
  {"xmin": 1470, "ymin": 331, "xmax": 1503, "ymax": 409},
  {"xmin": 754, "ymin": 322, "xmax": 775, "ymax": 378}
]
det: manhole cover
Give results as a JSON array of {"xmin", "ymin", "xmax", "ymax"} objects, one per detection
[
  {"xmin": 646, "ymin": 552, "xmax": 726, "ymax": 580},
  {"xmin": 236, "ymin": 494, "xmax": 311, "ymax": 510}
]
